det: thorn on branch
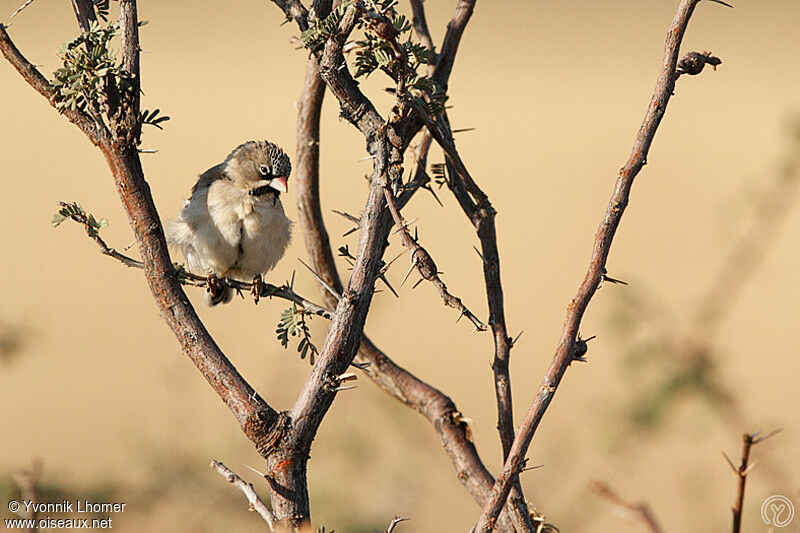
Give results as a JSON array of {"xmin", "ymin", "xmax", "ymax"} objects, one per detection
[
  {"xmin": 572, "ymin": 334, "xmax": 596, "ymax": 363},
  {"xmin": 324, "ymin": 371, "xmax": 358, "ymax": 392},
  {"xmin": 601, "ymin": 268, "xmax": 628, "ymax": 286},
  {"xmin": 510, "ymin": 331, "xmax": 524, "ymax": 348},
  {"xmin": 382, "ymin": 187, "xmax": 487, "ymax": 331}
]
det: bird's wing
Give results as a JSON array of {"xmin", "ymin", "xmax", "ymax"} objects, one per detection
[{"xmin": 190, "ymin": 163, "xmax": 226, "ymax": 200}]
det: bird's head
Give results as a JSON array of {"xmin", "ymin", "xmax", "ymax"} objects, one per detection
[{"xmin": 223, "ymin": 140, "xmax": 291, "ymax": 196}]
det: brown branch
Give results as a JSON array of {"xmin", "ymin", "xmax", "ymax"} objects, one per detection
[
  {"xmin": 727, "ymin": 430, "xmax": 781, "ymax": 533},
  {"xmin": 292, "ymin": 29, "xmax": 529, "ymax": 532},
  {"xmin": 592, "ymin": 481, "xmax": 664, "ymax": 533},
  {"xmin": 256, "ymin": 2, "xmax": 405, "ymax": 524},
  {"xmin": 474, "ymin": 1, "xmax": 726, "ymax": 529},
  {"xmin": 399, "ymin": 0, "xmax": 476, "ymax": 145},
  {"xmin": 70, "ymin": 0, "xmax": 98, "ymax": 33},
  {"xmin": 211, "ymin": 461, "xmax": 277, "ymax": 530},
  {"xmin": 423, "ymin": 123, "xmax": 518, "ymax": 462},
  {"xmin": 410, "ymin": 0, "xmax": 436, "ymax": 62},
  {"xmin": 271, "ymin": 0, "xmax": 309, "ymax": 30},
  {"xmin": 410, "ymin": 96, "xmax": 521, "ymax": 502},
  {"xmin": 383, "ymin": 187, "xmax": 487, "ymax": 331},
  {"xmin": 432, "ymin": 0, "xmax": 475, "ymax": 91}
]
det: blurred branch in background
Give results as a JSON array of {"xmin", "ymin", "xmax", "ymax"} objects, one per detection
[
  {"xmin": 605, "ymin": 122, "xmax": 800, "ymax": 488},
  {"xmin": 591, "ymin": 481, "xmax": 664, "ymax": 533},
  {"xmin": 0, "ymin": 317, "xmax": 30, "ymax": 366}
]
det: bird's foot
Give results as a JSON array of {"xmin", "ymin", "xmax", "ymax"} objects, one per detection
[
  {"xmin": 206, "ymin": 274, "xmax": 226, "ymax": 302},
  {"xmin": 252, "ymin": 274, "xmax": 263, "ymax": 305}
]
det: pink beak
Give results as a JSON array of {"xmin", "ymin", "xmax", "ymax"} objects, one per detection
[{"xmin": 269, "ymin": 176, "xmax": 288, "ymax": 193}]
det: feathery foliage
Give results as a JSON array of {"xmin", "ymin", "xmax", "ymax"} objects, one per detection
[
  {"xmin": 300, "ymin": 0, "xmax": 447, "ymax": 118},
  {"xmin": 51, "ymin": 20, "xmax": 128, "ymax": 114},
  {"xmin": 430, "ymin": 162, "xmax": 449, "ymax": 189},
  {"xmin": 93, "ymin": 0, "xmax": 110, "ymax": 22},
  {"xmin": 301, "ymin": 0, "xmax": 354, "ymax": 51},
  {"xmin": 276, "ymin": 304, "xmax": 319, "ymax": 365},
  {"xmin": 140, "ymin": 108, "xmax": 170, "ymax": 130}
]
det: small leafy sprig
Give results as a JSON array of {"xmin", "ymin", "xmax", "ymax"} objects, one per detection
[
  {"xmin": 276, "ymin": 304, "xmax": 319, "ymax": 365},
  {"xmin": 301, "ymin": 0, "xmax": 354, "ymax": 51},
  {"xmin": 300, "ymin": 0, "xmax": 446, "ymax": 118},
  {"xmin": 93, "ymin": 0, "xmax": 110, "ymax": 22},
  {"xmin": 140, "ymin": 108, "xmax": 171, "ymax": 130},
  {"xmin": 51, "ymin": 17, "xmax": 165, "ymax": 142},
  {"xmin": 52, "ymin": 201, "xmax": 107, "ymax": 237},
  {"xmin": 430, "ymin": 162, "xmax": 448, "ymax": 189}
]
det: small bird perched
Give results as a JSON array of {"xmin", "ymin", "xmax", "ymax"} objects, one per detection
[{"xmin": 167, "ymin": 140, "xmax": 292, "ymax": 306}]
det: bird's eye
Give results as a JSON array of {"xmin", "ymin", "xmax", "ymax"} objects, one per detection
[{"xmin": 259, "ymin": 164, "xmax": 271, "ymax": 176}]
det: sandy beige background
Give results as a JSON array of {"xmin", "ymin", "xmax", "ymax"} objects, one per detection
[{"xmin": 1, "ymin": 1, "xmax": 799, "ymax": 531}]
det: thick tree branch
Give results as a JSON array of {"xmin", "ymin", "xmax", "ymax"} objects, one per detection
[
  {"xmin": 293, "ymin": 34, "xmax": 529, "ymax": 532},
  {"xmin": 474, "ymin": 1, "xmax": 726, "ymax": 529}
]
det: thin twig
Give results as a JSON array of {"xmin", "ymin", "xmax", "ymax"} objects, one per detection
[
  {"xmin": 211, "ymin": 461, "xmax": 277, "ymax": 530},
  {"xmin": 474, "ymin": 2, "xmax": 727, "ymax": 529},
  {"xmin": 728, "ymin": 430, "xmax": 781, "ymax": 533},
  {"xmin": 592, "ymin": 481, "xmax": 664, "ymax": 533},
  {"xmin": 57, "ymin": 207, "xmax": 333, "ymax": 319},
  {"xmin": 384, "ymin": 515, "xmax": 410, "ymax": 533},
  {"xmin": 383, "ymin": 187, "xmax": 487, "ymax": 331}
]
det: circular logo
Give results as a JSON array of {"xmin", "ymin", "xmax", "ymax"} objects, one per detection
[{"xmin": 761, "ymin": 495, "xmax": 794, "ymax": 528}]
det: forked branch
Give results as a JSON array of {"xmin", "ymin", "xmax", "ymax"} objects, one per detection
[
  {"xmin": 725, "ymin": 430, "xmax": 781, "ymax": 533},
  {"xmin": 474, "ymin": 1, "xmax": 729, "ymax": 529}
]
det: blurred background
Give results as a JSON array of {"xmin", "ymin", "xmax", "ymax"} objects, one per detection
[{"xmin": 1, "ymin": 0, "xmax": 799, "ymax": 531}]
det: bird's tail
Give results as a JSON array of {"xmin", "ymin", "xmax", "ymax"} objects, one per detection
[{"xmin": 204, "ymin": 285, "xmax": 233, "ymax": 306}]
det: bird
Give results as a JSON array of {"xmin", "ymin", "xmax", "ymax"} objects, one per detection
[{"xmin": 167, "ymin": 140, "xmax": 293, "ymax": 306}]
